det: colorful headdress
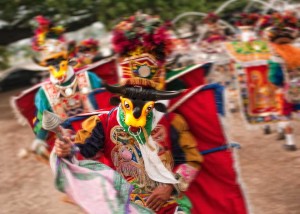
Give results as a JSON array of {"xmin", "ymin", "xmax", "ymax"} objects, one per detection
[
  {"xmin": 112, "ymin": 13, "xmax": 173, "ymax": 90},
  {"xmin": 77, "ymin": 38, "xmax": 99, "ymax": 53},
  {"xmin": 234, "ymin": 13, "xmax": 260, "ymax": 27},
  {"xmin": 32, "ymin": 15, "xmax": 67, "ymax": 65},
  {"xmin": 259, "ymin": 12, "xmax": 299, "ymax": 43}
]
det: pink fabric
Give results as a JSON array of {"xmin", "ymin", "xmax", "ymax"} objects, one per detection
[
  {"xmin": 50, "ymin": 156, "xmax": 147, "ymax": 214},
  {"xmin": 62, "ymin": 160, "xmax": 117, "ymax": 213}
]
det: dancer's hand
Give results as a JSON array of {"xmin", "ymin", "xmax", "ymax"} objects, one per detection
[
  {"xmin": 61, "ymin": 127, "xmax": 75, "ymax": 140},
  {"xmin": 146, "ymin": 184, "xmax": 174, "ymax": 212},
  {"xmin": 54, "ymin": 137, "xmax": 73, "ymax": 157}
]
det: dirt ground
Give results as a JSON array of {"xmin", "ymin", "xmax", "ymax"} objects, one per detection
[{"xmin": 0, "ymin": 88, "xmax": 300, "ymax": 214}]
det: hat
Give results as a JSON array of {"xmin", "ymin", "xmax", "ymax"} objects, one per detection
[
  {"xmin": 77, "ymin": 38, "xmax": 99, "ymax": 53},
  {"xmin": 234, "ymin": 13, "xmax": 260, "ymax": 27},
  {"xmin": 31, "ymin": 15, "xmax": 67, "ymax": 65},
  {"xmin": 260, "ymin": 12, "xmax": 299, "ymax": 44},
  {"xmin": 112, "ymin": 13, "xmax": 173, "ymax": 90}
]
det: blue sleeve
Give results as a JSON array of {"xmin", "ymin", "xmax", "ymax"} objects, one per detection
[
  {"xmin": 75, "ymin": 121, "xmax": 105, "ymax": 158},
  {"xmin": 88, "ymin": 71, "xmax": 102, "ymax": 89},
  {"xmin": 33, "ymin": 88, "xmax": 52, "ymax": 140}
]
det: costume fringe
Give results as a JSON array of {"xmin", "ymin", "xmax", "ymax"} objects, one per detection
[
  {"xmin": 224, "ymin": 88, "xmax": 234, "ymax": 119},
  {"xmin": 121, "ymin": 78, "xmax": 159, "ymax": 89},
  {"xmin": 232, "ymin": 148, "xmax": 254, "ymax": 214},
  {"xmin": 9, "ymin": 82, "xmax": 44, "ymax": 127},
  {"xmin": 218, "ymin": 114, "xmax": 253, "ymax": 214}
]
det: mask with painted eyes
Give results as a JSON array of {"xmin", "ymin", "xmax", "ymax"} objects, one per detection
[
  {"xmin": 120, "ymin": 96, "xmax": 154, "ymax": 128},
  {"xmin": 105, "ymin": 85, "xmax": 181, "ymax": 130},
  {"xmin": 44, "ymin": 55, "xmax": 69, "ymax": 82}
]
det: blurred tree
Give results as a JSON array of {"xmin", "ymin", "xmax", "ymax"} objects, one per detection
[
  {"xmin": 0, "ymin": 46, "xmax": 10, "ymax": 69},
  {"xmin": 0, "ymin": 0, "xmax": 98, "ymax": 45},
  {"xmin": 0, "ymin": 0, "xmax": 248, "ymax": 45},
  {"xmin": 0, "ymin": 0, "xmax": 298, "ymax": 46}
]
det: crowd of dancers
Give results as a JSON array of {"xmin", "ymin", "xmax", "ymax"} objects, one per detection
[{"xmin": 11, "ymin": 4, "xmax": 300, "ymax": 214}]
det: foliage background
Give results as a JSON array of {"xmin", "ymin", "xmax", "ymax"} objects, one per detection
[{"xmin": 0, "ymin": 0, "xmax": 299, "ymax": 69}]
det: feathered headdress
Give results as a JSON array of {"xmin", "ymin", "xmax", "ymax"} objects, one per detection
[
  {"xmin": 32, "ymin": 15, "xmax": 65, "ymax": 51},
  {"xmin": 112, "ymin": 13, "xmax": 173, "ymax": 65},
  {"xmin": 259, "ymin": 12, "xmax": 299, "ymax": 43},
  {"xmin": 111, "ymin": 13, "xmax": 173, "ymax": 90},
  {"xmin": 234, "ymin": 13, "xmax": 260, "ymax": 27},
  {"xmin": 77, "ymin": 38, "xmax": 99, "ymax": 53},
  {"xmin": 259, "ymin": 12, "xmax": 299, "ymax": 30},
  {"xmin": 31, "ymin": 15, "xmax": 67, "ymax": 65}
]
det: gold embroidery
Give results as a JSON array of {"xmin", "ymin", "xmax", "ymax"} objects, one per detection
[{"xmin": 110, "ymin": 124, "xmax": 172, "ymax": 193}]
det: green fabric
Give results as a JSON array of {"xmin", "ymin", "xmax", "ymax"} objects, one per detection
[
  {"xmin": 166, "ymin": 65, "xmax": 195, "ymax": 90},
  {"xmin": 118, "ymin": 107, "xmax": 153, "ymax": 145},
  {"xmin": 230, "ymin": 40, "xmax": 269, "ymax": 54},
  {"xmin": 33, "ymin": 111, "xmax": 44, "ymax": 135},
  {"xmin": 35, "ymin": 88, "xmax": 52, "ymax": 112},
  {"xmin": 60, "ymin": 76, "xmax": 76, "ymax": 86},
  {"xmin": 34, "ymin": 88, "xmax": 52, "ymax": 140},
  {"xmin": 267, "ymin": 60, "xmax": 284, "ymax": 87},
  {"xmin": 55, "ymin": 161, "xmax": 65, "ymax": 192},
  {"xmin": 176, "ymin": 195, "xmax": 192, "ymax": 214},
  {"xmin": 166, "ymin": 65, "xmax": 194, "ymax": 80}
]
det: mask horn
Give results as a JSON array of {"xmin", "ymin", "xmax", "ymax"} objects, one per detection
[
  {"xmin": 103, "ymin": 83, "xmax": 126, "ymax": 95},
  {"xmin": 154, "ymin": 90, "xmax": 182, "ymax": 100}
]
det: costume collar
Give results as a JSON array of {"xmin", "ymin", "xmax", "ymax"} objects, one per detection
[{"xmin": 117, "ymin": 107, "xmax": 153, "ymax": 145}]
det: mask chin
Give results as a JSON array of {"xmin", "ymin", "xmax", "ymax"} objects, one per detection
[
  {"xmin": 124, "ymin": 116, "xmax": 146, "ymax": 128},
  {"xmin": 55, "ymin": 75, "xmax": 67, "ymax": 83},
  {"xmin": 49, "ymin": 69, "xmax": 67, "ymax": 84},
  {"xmin": 52, "ymin": 71, "xmax": 67, "ymax": 82},
  {"xmin": 50, "ymin": 66, "xmax": 74, "ymax": 84}
]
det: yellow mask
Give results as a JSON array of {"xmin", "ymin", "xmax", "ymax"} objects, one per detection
[
  {"xmin": 120, "ymin": 96, "xmax": 154, "ymax": 128},
  {"xmin": 48, "ymin": 59, "xmax": 68, "ymax": 80},
  {"xmin": 41, "ymin": 52, "xmax": 69, "ymax": 81}
]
